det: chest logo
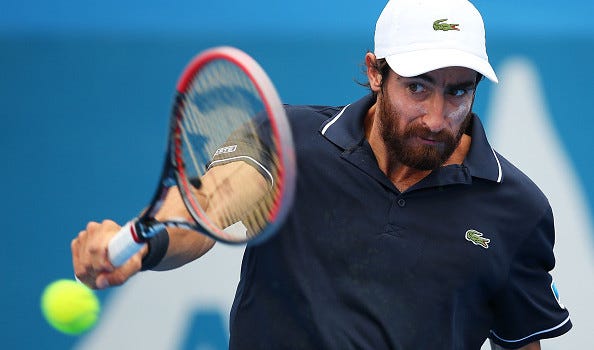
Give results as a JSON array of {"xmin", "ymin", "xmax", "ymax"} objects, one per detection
[{"xmin": 465, "ymin": 229, "xmax": 490, "ymax": 249}]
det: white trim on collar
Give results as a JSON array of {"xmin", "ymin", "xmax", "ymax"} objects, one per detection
[
  {"xmin": 321, "ymin": 104, "xmax": 350, "ymax": 135},
  {"xmin": 490, "ymin": 148, "xmax": 503, "ymax": 183}
]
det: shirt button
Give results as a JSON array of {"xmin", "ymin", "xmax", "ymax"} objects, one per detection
[{"xmin": 397, "ymin": 199, "xmax": 406, "ymax": 207}]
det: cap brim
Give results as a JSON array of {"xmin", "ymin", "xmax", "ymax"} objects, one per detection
[{"xmin": 384, "ymin": 48, "xmax": 498, "ymax": 83}]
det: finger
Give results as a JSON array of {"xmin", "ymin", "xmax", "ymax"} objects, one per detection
[
  {"xmin": 95, "ymin": 273, "xmax": 110, "ymax": 289},
  {"xmin": 86, "ymin": 221, "xmax": 100, "ymax": 234},
  {"xmin": 97, "ymin": 219, "xmax": 121, "ymax": 271},
  {"xmin": 85, "ymin": 222, "xmax": 117, "ymax": 273},
  {"xmin": 96, "ymin": 251, "xmax": 143, "ymax": 289},
  {"xmin": 72, "ymin": 230, "xmax": 96, "ymax": 285},
  {"xmin": 101, "ymin": 219, "xmax": 120, "ymax": 229},
  {"xmin": 75, "ymin": 221, "xmax": 116, "ymax": 287}
]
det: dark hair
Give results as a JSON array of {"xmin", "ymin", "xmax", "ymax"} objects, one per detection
[{"xmin": 358, "ymin": 57, "xmax": 391, "ymax": 95}]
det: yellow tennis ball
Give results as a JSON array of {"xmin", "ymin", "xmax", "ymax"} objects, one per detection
[{"xmin": 40, "ymin": 279, "xmax": 100, "ymax": 335}]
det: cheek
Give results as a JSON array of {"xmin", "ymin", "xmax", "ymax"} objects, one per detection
[
  {"xmin": 390, "ymin": 95, "xmax": 426, "ymax": 121},
  {"xmin": 447, "ymin": 102, "xmax": 471, "ymax": 125}
]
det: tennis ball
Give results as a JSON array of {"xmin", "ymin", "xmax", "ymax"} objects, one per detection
[{"xmin": 40, "ymin": 279, "xmax": 100, "ymax": 335}]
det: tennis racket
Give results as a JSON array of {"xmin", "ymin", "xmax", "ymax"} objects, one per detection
[{"xmin": 108, "ymin": 46, "xmax": 296, "ymax": 267}]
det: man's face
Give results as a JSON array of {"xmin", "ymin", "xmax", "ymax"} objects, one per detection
[{"xmin": 375, "ymin": 66, "xmax": 478, "ymax": 170}]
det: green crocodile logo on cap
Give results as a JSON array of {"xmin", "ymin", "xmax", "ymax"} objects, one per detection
[{"xmin": 433, "ymin": 19, "xmax": 460, "ymax": 31}]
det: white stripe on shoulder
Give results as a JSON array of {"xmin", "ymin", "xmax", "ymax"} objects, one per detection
[
  {"xmin": 489, "ymin": 315, "xmax": 570, "ymax": 344},
  {"xmin": 491, "ymin": 148, "xmax": 503, "ymax": 183},
  {"xmin": 321, "ymin": 104, "xmax": 350, "ymax": 135}
]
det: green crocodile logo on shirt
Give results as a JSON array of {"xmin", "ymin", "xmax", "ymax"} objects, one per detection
[
  {"xmin": 465, "ymin": 229, "xmax": 490, "ymax": 249},
  {"xmin": 433, "ymin": 19, "xmax": 460, "ymax": 31}
]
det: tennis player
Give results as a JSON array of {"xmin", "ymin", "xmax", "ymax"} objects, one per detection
[{"xmin": 72, "ymin": 0, "xmax": 572, "ymax": 348}]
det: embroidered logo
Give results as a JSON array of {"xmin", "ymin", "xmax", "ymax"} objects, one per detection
[
  {"xmin": 433, "ymin": 19, "xmax": 460, "ymax": 31},
  {"xmin": 551, "ymin": 281, "xmax": 566, "ymax": 309},
  {"xmin": 213, "ymin": 145, "xmax": 237, "ymax": 157},
  {"xmin": 465, "ymin": 229, "xmax": 490, "ymax": 249}
]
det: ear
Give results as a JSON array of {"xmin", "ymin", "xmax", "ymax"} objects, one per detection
[{"xmin": 365, "ymin": 52, "xmax": 383, "ymax": 92}]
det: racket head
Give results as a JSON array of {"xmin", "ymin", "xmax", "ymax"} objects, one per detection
[{"xmin": 170, "ymin": 46, "xmax": 295, "ymax": 245}]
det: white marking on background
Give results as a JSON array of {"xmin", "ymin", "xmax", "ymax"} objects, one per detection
[
  {"xmin": 480, "ymin": 58, "xmax": 594, "ymax": 349},
  {"xmin": 75, "ymin": 244, "xmax": 244, "ymax": 349}
]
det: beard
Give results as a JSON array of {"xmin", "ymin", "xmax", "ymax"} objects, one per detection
[{"xmin": 377, "ymin": 93, "xmax": 472, "ymax": 171}]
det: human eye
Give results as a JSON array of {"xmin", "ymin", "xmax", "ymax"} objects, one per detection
[
  {"xmin": 448, "ymin": 85, "xmax": 475, "ymax": 97},
  {"xmin": 407, "ymin": 83, "xmax": 426, "ymax": 94},
  {"xmin": 450, "ymin": 88, "xmax": 467, "ymax": 97}
]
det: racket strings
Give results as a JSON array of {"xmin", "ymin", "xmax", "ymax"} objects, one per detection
[
  {"xmin": 187, "ymin": 173, "xmax": 273, "ymax": 239},
  {"xmin": 176, "ymin": 58, "xmax": 283, "ymax": 241}
]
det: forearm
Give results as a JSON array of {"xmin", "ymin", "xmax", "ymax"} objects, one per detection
[
  {"xmin": 138, "ymin": 183, "xmax": 214, "ymax": 270},
  {"xmin": 146, "ymin": 163, "xmax": 266, "ymax": 270},
  {"xmin": 149, "ymin": 227, "xmax": 215, "ymax": 271}
]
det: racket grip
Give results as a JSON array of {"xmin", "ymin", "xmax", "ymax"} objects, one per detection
[{"xmin": 108, "ymin": 221, "xmax": 147, "ymax": 267}]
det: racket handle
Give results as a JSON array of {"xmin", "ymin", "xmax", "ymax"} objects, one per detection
[{"xmin": 108, "ymin": 221, "xmax": 146, "ymax": 267}]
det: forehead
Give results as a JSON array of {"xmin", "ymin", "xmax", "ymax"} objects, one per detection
[{"xmin": 395, "ymin": 66, "xmax": 478, "ymax": 84}]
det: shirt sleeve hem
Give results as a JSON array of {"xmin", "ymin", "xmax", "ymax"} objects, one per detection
[
  {"xmin": 208, "ymin": 156, "xmax": 274, "ymax": 187},
  {"xmin": 489, "ymin": 316, "xmax": 572, "ymax": 348}
]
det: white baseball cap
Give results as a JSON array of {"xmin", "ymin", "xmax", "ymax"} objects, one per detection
[{"xmin": 374, "ymin": 0, "xmax": 498, "ymax": 83}]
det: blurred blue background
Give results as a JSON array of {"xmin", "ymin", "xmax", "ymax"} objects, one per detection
[{"xmin": 1, "ymin": 1, "xmax": 593, "ymax": 349}]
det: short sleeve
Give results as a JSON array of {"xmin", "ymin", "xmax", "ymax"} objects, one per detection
[
  {"xmin": 208, "ymin": 119, "xmax": 275, "ymax": 186},
  {"xmin": 489, "ymin": 206, "xmax": 572, "ymax": 348}
]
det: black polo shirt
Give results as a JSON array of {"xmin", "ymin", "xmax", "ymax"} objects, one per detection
[{"xmin": 227, "ymin": 94, "xmax": 572, "ymax": 349}]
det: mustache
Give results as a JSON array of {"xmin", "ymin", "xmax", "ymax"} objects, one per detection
[{"xmin": 403, "ymin": 123, "xmax": 455, "ymax": 143}]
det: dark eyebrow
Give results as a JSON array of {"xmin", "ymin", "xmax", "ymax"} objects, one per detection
[
  {"xmin": 411, "ymin": 73, "xmax": 435, "ymax": 84},
  {"xmin": 402, "ymin": 74, "xmax": 475, "ymax": 87},
  {"xmin": 399, "ymin": 74, "xmax": 477, "ymax": 90},
  {"xmin": 446, "ymin": 80, "xmax": 477, "ymax": 91}
]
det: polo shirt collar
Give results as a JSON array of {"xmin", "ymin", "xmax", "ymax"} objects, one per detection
[
  {"xmin": 319, "ymin": 94, "xmax": 503, "ymax": 183},
  {"xmin": 464, "ymin": 112, "xmax": 503, "ymax": 183}
]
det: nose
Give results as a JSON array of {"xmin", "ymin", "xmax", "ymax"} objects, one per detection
[{"xmin": 422, "ymin": 94, "xmax": 447, "ymax": 133}]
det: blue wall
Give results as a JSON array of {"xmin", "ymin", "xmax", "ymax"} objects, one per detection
[{"xmin": 1, "ymin": 1, "xmax": 593, "ymax": 349}]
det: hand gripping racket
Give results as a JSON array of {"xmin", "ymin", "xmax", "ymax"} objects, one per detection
[{"xmin": 108, "ymin": 46, "xmax": 296, "ymax": 267}]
